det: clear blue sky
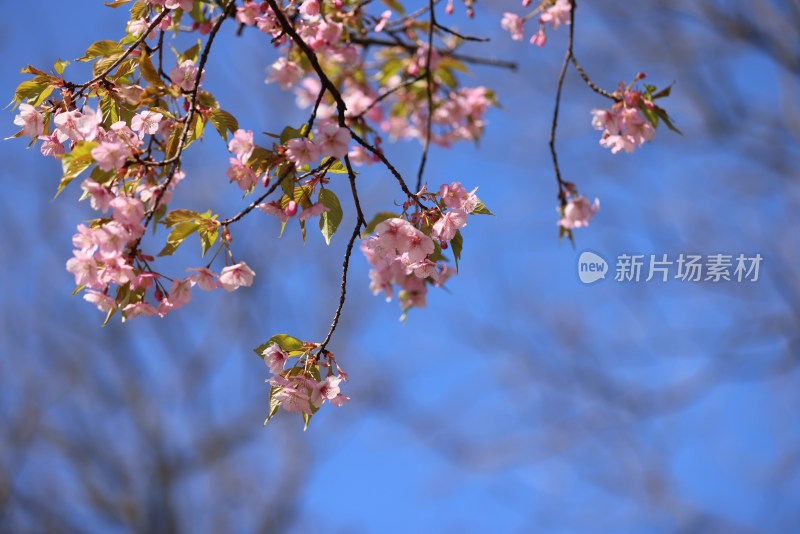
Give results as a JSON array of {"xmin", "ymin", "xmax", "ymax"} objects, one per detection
[{"xmin": 1, "ymin": 1, "xmax": 798, "ymax": 533}]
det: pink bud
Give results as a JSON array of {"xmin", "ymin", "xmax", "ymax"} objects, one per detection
[
  {"xmin": 199, "ymin": 22, "xmax": 212, "ymax": 35},
  {"xmin": 183, "ymin": 100, "xmax": 190, "ymax": 112},
  {"xmin": 284, "ymin": 200, "xmax": 298, "ymax": 217}
]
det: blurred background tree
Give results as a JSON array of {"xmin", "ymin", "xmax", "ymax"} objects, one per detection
[{"xmin": 1, "ymin": 1, "xmax": 798, "ymax": 532}]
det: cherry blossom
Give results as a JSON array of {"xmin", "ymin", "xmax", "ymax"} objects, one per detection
[
  {"xmin": 170, "ymin": 60, "xmax": 204, "ymax": 92},
  {"xmin": 501, "ymin": 13, "xmax": 525, "ymax": 41},
  {"xmin": 558, "ymin": 195, "xmax": 600, "ymax": 229},
  {"xmin": 13, "ymin": 103, "xmax": 43, "ymax": 137},
  {"xmin": 262, "ymin": 343, "xmax": 289, "ymax": 374},
  {"xmin": 218, "ymin": 262, "xmax": 256, "ymax": 292}
]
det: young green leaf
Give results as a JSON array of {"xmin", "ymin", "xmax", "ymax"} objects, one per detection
[{"xmin": 318, "ymin": 189, "xmax": 343, "ymax": 245}]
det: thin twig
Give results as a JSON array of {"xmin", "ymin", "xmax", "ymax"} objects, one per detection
[
  {"xmin": 77, "ymin": 10, "xmax": 169, "ymax": 91},
  {"xmin": 549, "ymin": 0, "xmax": 577, "ymax": 202},
  {"xmin": 353, "ymin": 73, "xmax": 427, "ymax": 121},
  {"xmin": 416, "ymin": 0, "xmax": 437, "ymax": 192},
  {"xmin": 571, "ymin": 55, "xmax": 616, "ymax": 100},
  {"xmin": 316, "ymin": 219, "xmax": 361, "ymax": 354},
  {"xmin": 350, "ymin": 36, "xmax": 518, "ymax": 70},
  {"xmin": 433, "ymin": 22, "xmax": 489, "ymax": 42}
]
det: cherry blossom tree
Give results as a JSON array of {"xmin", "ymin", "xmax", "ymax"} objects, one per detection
[{"xmin": 9, "ymin": 0, "xmax": 677, "ymax": 428}]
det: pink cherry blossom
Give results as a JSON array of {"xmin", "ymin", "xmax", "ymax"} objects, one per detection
[
  {"xmin": 374, "ymin": 10, "xmax": 392, "ymax": 33},
  {"xmin": 540, "ymin": 0, "xmax": 572, "ymax": 30},
  {"xmin": 531, "ymin": 28, "xmax": 547, "ymax": 47},
  {"xmin": 109, "ymin": 196, "xmax": 145, "ymax": 231},
  {"xmin": 130, "ymin": 110, "xmax": 163, "ymax": 139},
  {"xmin": 218, "ymin": 262, "xmax": 255, "ymax": 292},
  {"xmin": 299, "ymin": 0, "xmax": 320, "ymax": 19},
  {"xmin": 128, "ymin": 18, "xmax": 155, "ymax": 38},
  {"xmin": 236, "ymin": 1, "xmax": 260, "ymax": 25},
  {"xmin": 167, "ymin": 277, "xmax": 194, "ymax": 309},
  {"xmin": 315, "ymin": 120, "xmax": 351, "ymax": 159},
  {"xmin": 91, "ymin": 141, "xmax": 129, "ymax": 171},
  {"xmin": 123, "ymin": 302, "xmax": 158, "ymax": 319},
  {"xmin": 297, "ymin": 202, "xmax": 330, "ymax": 221},
  {"xmin": 164, "ymin": 0, "xmax": 193, "ymax": 12},
  {"xmin": 226, "ymin": 158, "xmax": 258, "ymax": 190},
  {"xmin": 266, "ymin": 58, "xmax": 303, "ymax": 90},
  {"xmin": 170, "ymin": 60, "xmax": 204, "ymax": 92},
  {"xmin": 309, "ymin": 375, "xmax": 342, "ymax": 408},
  {"xmin": 285, "ymin": 137, "xmax": 321, "ymax": 168},
  {"xmin": 81, "ymin": 179, "xmax": 114, "ymax": 212},
  {"xmin": 431, "ymin": 208, "xmax": 467, "ymax": 242},
  {"xmin": 186, "ymin": 267, "xmax": 217, "ymax": 291},
  {"xmin": 54, "ymin": 110, "xmax": 84, "ymax": 142},
  {"xmin": 558, "ymin": 195, "xmax": 599, "ymax": 229},
  {"xmin": 262, "ymin": 343, "xmax": 289, "ymax": 374},
  {"xmin": 66, "ymin": 249, "xmax": 100, "ymax": 288},
  {"xmin": 14, "ymin": 103, "xmax": 44, "ymax": 138},
  {"xmin": 228, "ymin": 129, "xmax": 254, "ymax": 162},
  {"xmin": 259, "ymin": 201, "xmax": 290, "ymax": 223},
  {"xmin": 599, "ymin": 133, "xmax": 635, "ymax": 154},
  {"xmin": 501, "ymin": 13, "xmax": 524, "ymax": 41},
  {"xmin": 84, "ymin": 290, "xmax": 116, "ymax": 312},
  {"xmin": 39, "ymin": 132, "xmax": 65, "ymax": 157}
]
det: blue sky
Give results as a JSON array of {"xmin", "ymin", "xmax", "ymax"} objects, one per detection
[{"xmin": 2, "ymin": 1, "xmax": 799, "ymax": 533}]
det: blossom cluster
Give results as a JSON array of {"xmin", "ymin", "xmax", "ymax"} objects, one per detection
[
  {"xmin": 501, "ymin": 0, "xmax": 572, "ymax": 47},
  {"xmin": 361, "ymin": 182, "xmax": 485, "ymax": 316},
  {"xmin": 261, "ymin": 341, "xmax": 349, "ymax": 419},
  {"xmin": 591, "ymin": 88, "xmax": 656, "ymax": 154}
]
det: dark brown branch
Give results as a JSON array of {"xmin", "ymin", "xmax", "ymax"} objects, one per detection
[{"xmin": 416, "ymin": 0, "xmax": 437, "ymax": 192}]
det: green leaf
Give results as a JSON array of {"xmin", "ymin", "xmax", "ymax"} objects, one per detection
[
  {"xmin": 264, "ymin": 385, "xmax": 282, "ymax": 426},
  {"xmin": 54, "ymin": 59, "xmax": 70, "ymax": 76},
  {"xmin": 652, "ymin": 83, "xmax": 674, "ymax": 100},
  {"xmin": 208, "ymin": 109, "xmax": 239, "ymax": 141},
  {"xmin": 157, "ymin": 221, "xmax": 200, "ymax": 256},
  {"xmin": 451, "ymin": 230, "xmax": 463, "ymax": 272},
  {"xmin": 654, "ymin": 106, "xmax": 683, "ymax": 135},
  {"xmin": 14, "ymin": 79, "xmax": 54, "ymax": 108},
  {"xmin": 279, "ymin": 125, "xmax": 304, "ymax": 145},
  {"xmin": 77, "ymin": 40, "xmax": 123, "ymax": 62},
  {"xmin": 57, "ymin": 141, "xmax": 98, "ymax": 198},
  {"xmin": 362, "ymin": 211, "xmax": 400, "ymax": 237},
  {"xmin": 130, "ymin": 0, "xmax": 147, "ymax": 20},
  {"xmin": 104, "ymin": 0, "xmax": 134, "ymax": 6},
  {"xmin": 198, "ymin": 227, "xmax": 218, "ymax": 257},
  {"xmin": 179, "ymin": 41, "xmax": 201, "ymax": 64},
  {"xmin": 99, "ymin": 95, "xmax": 118, "ymax": 125},
  {"xmin": 318, "ymin": 189, "xmax": 343, "ymax": 245},
  {"xmin": 253, "ymin": 334, "xmax": 305, "ymax": 358},
  {"xmin": 380, "ymin": 0, "xmax": 406, "ymax": 14},
  {"xmin": 164, "ymin": 209, "xmax": 201, "ymax": 227},
  {"xmin": 428, "ymin": 241, "xmax": 447, "ymax": 263},
  {"xmin": 470, "ymin": 198, "xmax": 494, "ymax": 216},
  {"xmin": 193, "ymin": 112, "xmax": 205, "ymax": 140},
  {"xmin": 139, "ymin": 55, "xmax": 163, "ymax": 87},
  {"xmin": 321, "ymin": 157, "xmax": 349, "ymax": 174}
]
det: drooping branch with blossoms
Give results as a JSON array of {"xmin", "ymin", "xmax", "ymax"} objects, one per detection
[{"xmin": 10, "ymin": 0, "xmax": 676, "ymax": 429}]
